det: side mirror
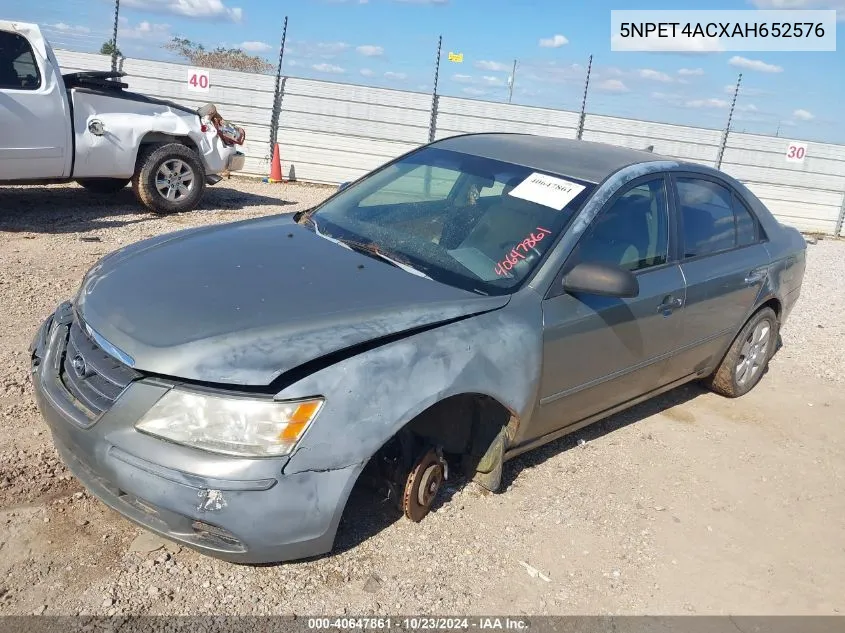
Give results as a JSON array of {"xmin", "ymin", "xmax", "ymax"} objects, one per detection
[
  {"xmin": 337, "ymin": 181, "xmax": 350, "ymax": 192},
  {"xmin": 562, "ymin": 262, "xmax": 639, "ymax": 298}
]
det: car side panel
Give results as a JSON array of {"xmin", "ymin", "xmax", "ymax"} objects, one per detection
[
  {"xmin": 274, "ymin": 292, "xmax": 544, "ymax": 474},
  {"xmin": 667, "ymin": 243, "xmax": 770, "ymax": 378},
  {"xmin": 531, "ymin": 264, "xmax": 686, "ymax": 439}
]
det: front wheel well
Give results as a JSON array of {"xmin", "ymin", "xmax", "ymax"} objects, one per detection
[{"xmin": 365, "ymin": 394, "xmax": 516, "ymax": 503}]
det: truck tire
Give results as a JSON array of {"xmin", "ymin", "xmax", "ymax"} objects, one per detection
[
  {"xmin": 132, "ymin": 143, "xmax": 206, "ymax": 214},
  {"xmin": 76, "ymin": 178, "xmax": 130, "ymax": 194}
]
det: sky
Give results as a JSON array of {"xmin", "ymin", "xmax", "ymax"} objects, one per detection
[{"xmin": 4, "ymin": 0, "xmax": 844, "ymax": 143}]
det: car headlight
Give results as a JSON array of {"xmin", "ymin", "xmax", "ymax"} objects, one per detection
[{"xmin": 135, "ymin": 389, "xmax": 323, "ymax": 458}]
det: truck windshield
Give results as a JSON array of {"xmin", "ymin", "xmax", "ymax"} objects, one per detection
[{"xmin": 306, "ymin": 147, "xmax": 595, "ymax": 295}]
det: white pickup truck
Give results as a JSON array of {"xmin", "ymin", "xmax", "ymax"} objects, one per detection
[{"xmin": 0, "ymin": 21, "xmax": 246, "ymax": 213}]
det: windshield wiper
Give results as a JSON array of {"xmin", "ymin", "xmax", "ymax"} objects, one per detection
[{"xmin": 339, "ymin": 239, "xmax": 433, "ymax": 280}]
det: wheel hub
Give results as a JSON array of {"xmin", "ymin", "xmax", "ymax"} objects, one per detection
[{"xmin": 402, "ymin": 449, "xmax": 446, "ymax": 522}]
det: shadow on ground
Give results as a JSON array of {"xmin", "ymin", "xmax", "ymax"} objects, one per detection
[
  {"xmin": 326, "ymin": 381, "xmax": 708, "ymax": 560},
  {"xmin": 0, "ymin": 183, "xmax": 295, "ymax": 234}
]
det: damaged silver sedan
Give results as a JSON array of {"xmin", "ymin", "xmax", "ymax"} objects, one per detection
[{"xmin": 30, "ymin": 134, "xmax": 806, "ymax": 563}]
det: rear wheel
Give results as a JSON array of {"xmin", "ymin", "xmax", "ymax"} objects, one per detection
[
  {"xmin": 76, "ymin": 178, "xmax": 130, "ymax": 194},
  {"xmin": 132, "ymin": 143, "xmax": 205, "ymax": 214},
  {"xmin": 703, "ymin": 307, "xmax": 778, "ymax": 398}
]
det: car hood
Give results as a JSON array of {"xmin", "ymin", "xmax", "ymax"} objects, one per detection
[{"xmin": 75, "ymin": 215, "xmax": 509, "ymax": 386}]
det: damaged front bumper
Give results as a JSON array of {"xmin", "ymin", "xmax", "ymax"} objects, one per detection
[{"xmin": 29, "ymin": 304, "xmax": 362, "ymax": 564}]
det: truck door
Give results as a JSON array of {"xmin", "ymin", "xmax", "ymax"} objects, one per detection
[{"xmin": 0, "ymin": 26, "xmax": 72, "ymax": 180}]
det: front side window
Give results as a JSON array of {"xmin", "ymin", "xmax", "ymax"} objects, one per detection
[
  {"xmin": 570, "ymin": 178, "xmax": 669, "ymax": 273},
  {"xmin": 0, "ymin": 31, "xmax": 41, "ymax": 90},
  {"xmin": 306, "ymin": 147, "xmax": 595, "ymax": 295}
]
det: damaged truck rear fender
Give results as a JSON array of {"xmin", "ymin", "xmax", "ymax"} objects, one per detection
[
  {"xmin": 71, "ymin": 100, "xmax": 230, "ymax": 180},
  {"xmin": 276, "ymin": 291, "xmax": 544, "ymax": 477}
]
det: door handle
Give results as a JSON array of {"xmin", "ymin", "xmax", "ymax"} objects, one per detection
[
  {"xmin": 744, "ymin": 269, "xmax": 766, "ymax": 285},
  {"xmin": 657, "ymin": 296, "xmax": 683, "ymax": 315}
]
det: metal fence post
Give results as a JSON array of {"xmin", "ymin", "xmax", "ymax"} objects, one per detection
[
  {"xmin": 716, "ymin": 72, "xmax": 742, "ymax": 169},
  {"xmin": 428, "ymin": 35, "xmax": 442, "ymax": 144},
  {"xmin": 835, "ymin": 189, "xmax": 845, "ymax": 237},
  {"xmin": 110, "ymin": 0, "xmax": 120, "ymax": 72},
  {"xmin": 269, "ymin": 16, "xmax": 289, "ymax": 157},
  {"xmin": 576, "ymin": 55, "xmax": 592, "ymax": 141}
]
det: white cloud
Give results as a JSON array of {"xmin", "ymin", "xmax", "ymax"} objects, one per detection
[
  {"xmin": 538, "ymin": 34, "xmax": 568, "ymax": 48},
  {"xmin": 452, "ymin": 73, "xmax": 473, "ymax": 83},
  {"xmin": 359, "ymin": 68, "xmax": 375, "ymax": 77},
  {"xmin": 118, "ymin": 18, "xmax": 171, "ymax": 40},
  {"xmin": 685, "ymin": 98, "xmax": 730, "ymax": 109},
  {"xmin": 240, "ymin": 41, "xmax": 272, "ymax": 53},
  {"xmin": 394, "ymin": 0, "xmax": 448, "ymax": 4},
  {"xmin": 611, "ymin": 33, "xmax": 723, "ymax": 53},
  {"xmin": 793, "ymin": 108, "xmax": 815, "ymax": 120},
  {"xmin": 748, "ymin": 1, "xmax": 845, "ymax": 21},
  {"xmin": 597, "ymin": 79, "xmax": 629, "ymax": 93},
  {"xmin": 122, "ymin": 0, "xmax": 243, "ymax": 22},
  {"xmin": 356, "ymin": 45, "xmax": 384, "ymax": 57},
  {"xmin": 728, "ymin": 56, "xmax": 783, "ymax": 73},
  {"xmin": 638, "ymin": 68, "xmax": 673, "ymax": 82},
  {"xmin": 677, "ymin": 68, "xmax": 704, "ymax": 76},
  {"xmin": 47, "ymin": 23, "xmax": 91, "ymax": 34},
  {"xmin": 384, "ymin": 71, "xmax": 407, "ymax": 80},
  {"xmin": 723, "ymin": 84, "xmax": 768, "ymax": 96},
  {"xmin": 312, "ymin": 62, "xmax": 345, "ymax": 74},
  {"xmin": 315, "ymin": 41, "xmax": 349, "ymax": 56},
  {"xmin": 462, "ymin": 87, "xmax": 487, "ymax": 96},
  {"xmin": 481, "ymin": 75, "xmax": 505, "ymax": 86},
  {"xmin": 474, "ymin": 60, "xmax": 509, "ymax": 72}
]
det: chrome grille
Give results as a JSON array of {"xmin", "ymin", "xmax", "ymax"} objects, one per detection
[{"xmin": 59, "ymin": 320, "xmax": 140, "ymax": 418}]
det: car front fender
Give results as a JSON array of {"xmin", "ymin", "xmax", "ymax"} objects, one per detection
[{"xmin": 276, "ymin": 292, "xmax": 544, "ymax": 475}]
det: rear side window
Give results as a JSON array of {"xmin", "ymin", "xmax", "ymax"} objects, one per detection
[
  {"xmin": 0, "ymin": 31, "xmax": 41, "ymax": 90},
  {"xmin": 676, "ymin": 177, "xmax": 760, "ymax": 258},
  {"xmin": 734, "ymin": 197, "xmax": 758, "ymax": 246}
]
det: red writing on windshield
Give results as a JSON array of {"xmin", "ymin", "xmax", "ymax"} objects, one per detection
[{"xmin": 494, "ymin": 227, "xmax": 552, "ymax": 277}]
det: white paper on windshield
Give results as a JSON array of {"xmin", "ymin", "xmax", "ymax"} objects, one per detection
[{"xmin": 507, "ymin": 172, "xmax": 586, "ymax": 211}]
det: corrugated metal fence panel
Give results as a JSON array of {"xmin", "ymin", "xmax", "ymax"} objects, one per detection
[
  {"xmin": 275, "ymin": 77, "xmax": 431, "ymax": 184},
  {"xmin": 54, "ymin": 49, "xmax": 112, "ymax": 73},
  {"xmin": 722, "ymin": 132, "xmax": 845, "ymax": 233},
  {"xmin": 435, "ymin": 97, "xmax": 579, "ymax": 140},
  {"xmin": 48, "ymin": 50, "xmax": 845, "ymax": 233},
  {"xmin": 582, "ymin": 115, "xmax": 722, "ymax": 166}
]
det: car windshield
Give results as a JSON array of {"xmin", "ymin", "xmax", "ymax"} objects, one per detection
[{"xmin": 304, "ymin": 146, "xmax": 595, "ymax": 295}]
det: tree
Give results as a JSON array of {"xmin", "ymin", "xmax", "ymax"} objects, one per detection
[
  {"xmin": 100, "ymin": 40, "xmax": 122, "ymax": 58},
  {"xmin": 164, "ymin": 37, "xmax": 273, "ymax": 74}
]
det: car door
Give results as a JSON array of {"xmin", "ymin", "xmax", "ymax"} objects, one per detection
[
  {"xmin": 529, "ymin": 174, "xmax": 687, "ymax": 440},
  {"xmin": 0, "ymin": 28, "xmax": 70, "ymax": 180},
  {"xmin": 664, "ymin": 174, "xmax": 771, "ymax": 379}
]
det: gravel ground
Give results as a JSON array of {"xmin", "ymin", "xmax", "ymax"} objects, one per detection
[{"xmin": 0, "ymin": 179, "xmax": 844, "ymax": 617}]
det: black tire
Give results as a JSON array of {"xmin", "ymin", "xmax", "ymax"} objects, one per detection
[
  {"xmin": 702, "ymin": 307, "xmax": 779, "ymax": 398},
  {"xmin": 131, "ymin": 143, "xmax": 205, "ymax": 214},
  {"xmin": 76, "ymin": 178, "xmax": 130, "ymax": 194}
]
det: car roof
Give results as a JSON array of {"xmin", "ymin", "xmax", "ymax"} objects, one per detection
[{"xmin": 430, "ymin": 133, "xmax": 674, "ymax": 184}]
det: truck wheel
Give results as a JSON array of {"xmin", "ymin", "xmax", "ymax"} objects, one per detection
[
  {"xmin": 76, "ymin": 178, "xmax": 130, "ymax": 194},
  {"xmin": 132, "ymin": 143, "xmax": 206, "ymax": 214}
]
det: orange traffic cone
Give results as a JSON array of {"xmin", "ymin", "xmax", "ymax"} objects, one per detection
[{"xmin": 268, "ymin": 143, "xmax": 283, "ymax": 183}]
